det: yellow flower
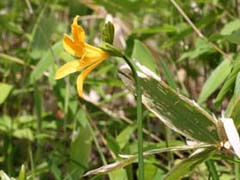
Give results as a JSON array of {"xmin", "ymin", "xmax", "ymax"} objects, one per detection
[{"xmin": 55, "ymin": 15, "xmax": 109, "ymax": 98}]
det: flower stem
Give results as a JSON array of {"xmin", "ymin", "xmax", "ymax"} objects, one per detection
[{"xmin": 123, "ymin": 55, "xmax": 144, "ymax": 180}]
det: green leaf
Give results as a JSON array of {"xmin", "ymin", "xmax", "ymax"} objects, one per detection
[
  {"xmin": 0, "ymin": 115, "xmax": 11, "ymax": 132},
  {"xmin": 143, "ymin": 161, "xmax": 165, "ymax": 180},
  {"xmin": 164, "ymin": 148, "xmax": 215, "ymax": 180},
  {"xmin": 0, "ymin": 170, "xmax": 12, "ymax": 180},
  {"xmin": 84, "ymin": 144, "xmax": 214, "ymax": 176},
  {"xmin": 68, "ymin": 110, "xmax": 92, "ymax": 178},
  {"xmin": 224, "ymin": 31, "xmax": 240, "ymax": 44},
  {"xmin": 220, "ymin": 20, "xmax": 240, "ymax": 44},
  {"xmin": 106, "ymin": 135, "xmax": 120, "ymax": 155},
  {"xmin": 109, "ymin": 169, "xmax": 128, "ymax": 180},
  {"xmin": 18, "ymin": 165, "xmax": 26, "ymax": 180},
  {"xmin": 178, "ymin": 38, "xmax": 213, "ymax": 62},
  {"xmin": 116, "ymin": 125, "xmax": 137, "ymax": 150},
  {"xmin": 119, "ymin": 65, "xmax": 219, "ymax": 143},
  {"xmin": 159, "ymin": 58, "xmax": 177, "ymax": 90},
  {"xmin": 0, "ymin": 83, "xmax": 13, "ymax": 104},
  {"xmin": 225, "ymin": 72, "xmax": 240, "ymax": 126},
  {"xmin": 132, "ymin": 40, "xmax": 158, "ymax": 74},
  {"xmin": 215, "ymin": 55, "xmax": 240, "ymax": 106},
  {"xmin": 30, "ymin": 41, "xmax": 61, "ymax": 82},
  {"xmin": 0, "ymin": 14, "xmax": 23, "ymax": 34},
  {"xmin": 234, "ymin": 72, "xmax": 240, "ymax": 96},
  {"xmin": 205, "ymin": 160, "xmax": 219, "ymax": 180},
  {"xmin": 220, "ymin": 19, "xmax": 240, "ymax": 35},
  {"xmin": 132, "ymin": 24, "xmax": 176, "ymax": 35},
  {"xmin": 198, "ymin": 59, "xmax": 232, "ymax": 104},
  {"xmin": 30, "ymin": 6, "xmax": 56, "ymax": 59},
  {"xmin": 13, "ymin": 129, "xmax": 34, "ymax": 141}
]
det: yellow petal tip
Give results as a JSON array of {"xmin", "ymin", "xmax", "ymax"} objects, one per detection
[
  {"xmin": 54, "ymin": 72, "xmax": 63, "ymax": 80},
  {"xmin": 73, "ymin": 15, "xmax": 80, "ymax": 25}
]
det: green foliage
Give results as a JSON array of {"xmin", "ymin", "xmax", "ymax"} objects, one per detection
[
  {"xmin": 159, "ymin": 58, "xmax": 178, "ymax": 90},
  {"xmin": 215, "ymin": 55, "xmax": 240, "ymax": 106},
  {"xmin": 198, "ymin": 59, "xmax": 232, "ymax": 104},
  {"xmin": 178, "ymin": 38, "xmax": 214, "ymax": 62},
  {"xmin": 1, "ymin": 0, "xmax": 240, "ymax": 179},
  {"xmin": 0, "ymin": 83, "xmax": 13, "ymax": 104},
  {"xmin": 165, "ymin": 148, "xmax": 216, "ymax": 179},
  {"xmin": 132, "ymin": 40, "xmax": 158, "ymax": 74},
  {"xmin": 120, "ymin": 65, "xmax": 219, "ymax": 144}
]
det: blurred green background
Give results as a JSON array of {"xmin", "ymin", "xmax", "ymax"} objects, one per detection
[{"xmin": 1, "ymin": 0, "xmax": 240, "ymax": 179}]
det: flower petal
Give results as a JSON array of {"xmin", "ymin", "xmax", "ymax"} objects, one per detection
[
  {"xmin": 85, "ymin": 43, "xmax": 109, "ymax": 60},
  {"xmin": 55, "ymin": 60, "xmax": 82, "ymax": 80},
  {"xmin": 85, "ymin": 43, "xmax": 103, "ymax": 52},
  {"xmin": 72, "ymin": 15, "xmax": 85, "ymax": 44},
  {"xmin": 63, "ymin": 35, "xmax": 85, "ymax": 57},
  {"xmin": 76, "ymin": 60, "xmax": 104, "ymax": 97}
]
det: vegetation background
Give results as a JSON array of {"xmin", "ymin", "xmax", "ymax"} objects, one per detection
[{"xmin": 1, "ymin": 0, "xmax": 240, "ymax": 179}]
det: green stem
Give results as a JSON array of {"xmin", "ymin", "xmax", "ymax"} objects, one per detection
[
  {"xmin": 85, "ymin": 111, "xmax": 107, "ymax": 165},
  {"xmin": 235, "ymin": 157, "xmax": 240, "ymax": 180},
  {"xmin": 28, "ymin": 142, "xmax": 35, "ymax": 179},
  {"xmin": 206, "ymin": 160, "xmax": 219, "ymax": 180},
  {"xmin": 123, "ymin": 55, "xmax": 144, "ymax": 180}
]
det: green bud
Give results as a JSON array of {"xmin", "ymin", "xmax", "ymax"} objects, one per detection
[
  {"xmin": 100, "ymin": 42, "xmax": 123, "ymax": 57},
  {"xmin": 102, "ymin": 22, "xmax": 115, "ymax": 44}
]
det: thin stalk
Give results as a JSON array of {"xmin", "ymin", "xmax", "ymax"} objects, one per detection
[
  {"xmin": 84, "ymin": 144, "xmax": 215, "ymax": 177},
  {"xmin": 6, "ymin": 135, "xmax": 13, "ymax": 175},
  {"xmin": 34, "ymin": 83, "xmax": 42, "ymax": 162},
  {"xmin": 164, "ymin": 126, "xmax": 174, "ymax": 168},
  {"xmin": 0, "ymin": 53, "xmax": 49, "ymax": 77},
  {"xmin": 123, "ymin": 55, "xmax": 144, "ymax": 180},
  {"xmin": 7, "ymin": 115, "xmax": 14, "ymax": 174},
  {"xmin": 85, "ymin": 113, "xmax": 107, "ymax": 165},
  {"xmin": 24, "ymin": 0, "xmax": 33, "ymax": 15},
  {"xmin": 234, "ymin": 157, "xmax": 240, "ymax": 180},
  {"xmin": 0, "ymin": 53, "xmax": 35, "ymax": 68},
  {"xmin": 206, "ymin": 160, "xmax": 219, "ymax": 180},
  {"xmin": 28, "ymin": 142, "xmax": 36, "ymax": 179}
]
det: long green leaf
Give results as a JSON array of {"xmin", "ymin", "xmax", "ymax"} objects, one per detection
[
  {"xmin": 120, "ymin": 65, "xmax": 220, "ymax": 143},
  {"xmin": 30, "ymin": 4, "xmax": 56, "ymax": 59},
  {"xmin": 132, "ymin": 39, "xmax": 158, "ymax": 74},
  {"xmin": 205, "ymin": 160, "xmax": 219, "ymax": 180},
  {"xmin": 198, "ymin": 59, "xmax": 232, "ymax": 104},
  {"xmin": 109, "ymin": 169, "xmax": 128, "ymax": 180},
  {"xmin": 30, "ymin": 41, "xmax": 61, "ymax": 83},
  {"xmin": 116, "ymin": 125, "xmax": 137, "ymax": 150},
  {"xmin": 226, "ymin": 72, "xmax": 240, "ymax": 127},
  {"xmin": 178, "ymin": 38, "xmax": 213, "ymax": 62},
  {"xmin": 68, "ymin": 109, "xmax": 92, "ymax": 178},
  {"xmin": 220, "ymin": 19, "xmax": 240, "ymax": 35},
  {"xmin": 18, "ymin": 165, "xmax": 26, "ymax": 180},
  {"xmin": 84, "ymin": 144, "xmax": 214, "ymax": 177},
  {"xmin": 215, "ymin": 55, "xmax": 240, "ymax": 106},
  {"xmin": 164, "ymin": 148, "xmax": 215, "ymax": 180},
  {"xmin": 0, "ymin": 170, "xmax": 12, "ymax": 180},
  {"xmin": 158, "ymin": 58, "xmax": 177, "ymax": 90}
]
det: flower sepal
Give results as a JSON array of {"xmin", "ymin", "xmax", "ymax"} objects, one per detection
[{"xmin": 100, "ymin": 42, "xmax": 123, "ymax": 57}]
